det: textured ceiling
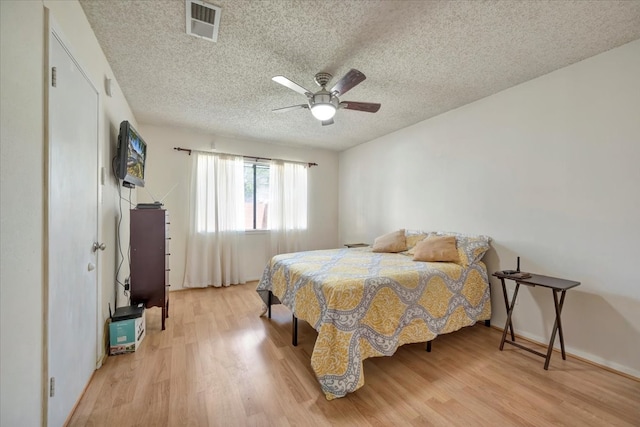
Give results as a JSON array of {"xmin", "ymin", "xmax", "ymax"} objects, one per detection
[{"xmin": 80, "ymin": 0, "xmax": 640, "ymax": 151}]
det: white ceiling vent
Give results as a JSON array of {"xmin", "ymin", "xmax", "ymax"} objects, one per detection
[{"xmin": 186, "ymin": 0, "xmax": 221, "ymax": 42}]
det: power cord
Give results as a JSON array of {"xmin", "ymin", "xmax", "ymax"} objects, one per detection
[{"xmin": 112, "ymin": 155, "xmax": 130, "ymax": 305}]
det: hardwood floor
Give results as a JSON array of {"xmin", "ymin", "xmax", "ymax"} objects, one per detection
[{"xmin": 69, "ymin": 283, "xmax": 640, "ymax": 426}]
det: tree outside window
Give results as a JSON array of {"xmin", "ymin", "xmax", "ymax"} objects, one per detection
[{"xmin": 244, "ymin": 162, "xmax": 269, "ymax": 230}]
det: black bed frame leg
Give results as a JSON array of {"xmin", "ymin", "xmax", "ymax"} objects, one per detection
[
  {"xmin": 485, "ymin": 319, "xmax": 491, "ymax": 327},
  {"xmin": 426, "ymin": 340, "xmax": 432, "ymax": 352},
  {"xmin": 292, "ymin": 314, "xmax": 298, "ymax": 346},
  {"xmin": 267, "ymin": 291, "xmax": 272, "ymax": 319}
]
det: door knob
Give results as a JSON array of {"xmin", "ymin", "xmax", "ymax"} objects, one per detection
[{"xmin": 92, "ymin": 242, "xmax": 106, "ymax": 252}]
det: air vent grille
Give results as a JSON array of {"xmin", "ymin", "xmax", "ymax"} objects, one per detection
[
  {"xmin": 186, "ymin": 0, "xmax": 221, "ymax": 42},
  {"xmin": 192, "ymin": 2, "xmax": 216, "ymax": 24}
]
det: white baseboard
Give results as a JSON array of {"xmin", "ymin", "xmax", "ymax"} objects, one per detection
[{"xmin": 492, "ymin": 326, "xmax": 639, "ymax": 380}]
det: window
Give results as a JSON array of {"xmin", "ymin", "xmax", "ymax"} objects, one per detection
[
  {"xmin": 244, "ymin": 161, "xmax": 270, "ymax": 230},
  {"xmin": 191, "ymin": 153, "xmax": 306, "ymax": 236}
]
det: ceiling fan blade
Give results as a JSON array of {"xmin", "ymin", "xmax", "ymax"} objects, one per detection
[
  {"xmin": 321, "ymin": 119, "xmax": 334, "ymax": 126},
  {"xmin": 272, "ymin": 76, "xmax": 312, "ymax": 96},
  {"xmin": 272, "ymin": 104, "xmax": 309, "ymax": 113},
  {"xmin": 330, "ymin": 69, "xmax": 366, "ymax": 96},
  {"xmin": 339, "ymin": 101, "xmax": 381, "ymax": 113}
]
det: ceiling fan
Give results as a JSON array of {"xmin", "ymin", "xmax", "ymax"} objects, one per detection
[{"xmin": 272, "ymin": 69, "xmax": 381, "ymax": 126}]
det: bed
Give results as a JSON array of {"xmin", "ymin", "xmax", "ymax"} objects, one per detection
[{"xmin": 256, "ymin": 230, "xmax": 492, "ymax": 400}]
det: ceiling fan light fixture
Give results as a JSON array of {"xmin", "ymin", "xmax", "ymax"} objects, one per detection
[{"xmin": 310, "ymin": 103, "xmax": 336, "ymax": 121}]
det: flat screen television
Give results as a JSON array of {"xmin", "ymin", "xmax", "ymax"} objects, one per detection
[{"xmin": 115, "ymin": 120, "xmax": 147, "ymax": 188}]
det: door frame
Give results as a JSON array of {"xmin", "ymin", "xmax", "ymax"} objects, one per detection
[{"xmin": 44, "ymin": 9, "xmax": 103, "ymax": 425}]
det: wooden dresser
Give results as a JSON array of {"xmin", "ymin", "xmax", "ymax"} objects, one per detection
[{"xmin": 130, "ymin": 208, "xmax": 170, "ymax": 330}]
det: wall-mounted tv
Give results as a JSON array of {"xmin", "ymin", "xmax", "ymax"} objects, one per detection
[{"xmin": 115, "ymin": 120, "xmax": 147, "ymax": 188}]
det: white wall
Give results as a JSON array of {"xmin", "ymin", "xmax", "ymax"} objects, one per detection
[
  {"xmin": 1, "ymin": 2, "xmax": 45, "ymax": 425},
  {"xmin": 138, "ymin": 124, "xmax": 340, "ymax": 289},
  {"xmin": 1, "ymin": 1, "xmax": 139, "ymax": 424},
  {"xmin": 340, "ymin": 40, "xmax": 640, "ymax": 377}
]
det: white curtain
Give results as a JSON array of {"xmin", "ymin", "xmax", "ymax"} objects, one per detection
[
  {"xmin": 183, "ymin": 152, "xmax": 246, "ymax": 287},
  {"xmin": 268, "ymin": 160, "xmax": 308, "ymax": 255}
]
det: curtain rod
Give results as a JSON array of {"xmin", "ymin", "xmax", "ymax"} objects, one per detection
[{"xmin": 173, "ymin": 147, "xmax": 318, "ymax": 167}]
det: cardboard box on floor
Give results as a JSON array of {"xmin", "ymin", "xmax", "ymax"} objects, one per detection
[{"xmin": 109, "ymin": 305, "xmax": 145, "ymax": 355}]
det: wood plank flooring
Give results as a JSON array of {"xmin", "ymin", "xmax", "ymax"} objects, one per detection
[{"xmin": 69, "ymin": 283, "xmax": 640, "ymax": 426}]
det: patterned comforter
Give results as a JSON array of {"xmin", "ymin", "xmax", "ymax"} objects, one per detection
[{"xmin": 256, "ymin": 247, "xmax": 491, "ymax": 400}]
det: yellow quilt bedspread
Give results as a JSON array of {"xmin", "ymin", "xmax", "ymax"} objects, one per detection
[{"xmin": 256, "ymin": 247, "xmax": 491, "ymax": 400}]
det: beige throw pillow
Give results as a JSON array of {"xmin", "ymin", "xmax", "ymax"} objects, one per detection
[
  {"xmin": 372, "ymin": 229, "xmax": 407, "ymax": 253},
  {"xmin": 412, "ymin": 235, "xmax": 459, "ymax": 262}
]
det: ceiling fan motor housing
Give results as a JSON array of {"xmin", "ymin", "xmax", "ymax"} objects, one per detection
[
  {"xmin": 314, "ymin": 72, "xmax": 332, "ymax": 87},
  {"xmin": 310, "ymin": 91, "xmax": 338, "ymax": 108}
]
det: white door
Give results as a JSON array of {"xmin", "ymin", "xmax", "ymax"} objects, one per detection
[{"xmin": 47, "ymin": 25, "xmax": 99, "ymax": 427}]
